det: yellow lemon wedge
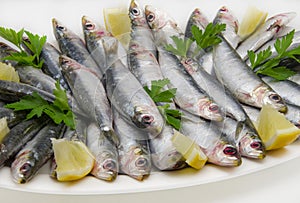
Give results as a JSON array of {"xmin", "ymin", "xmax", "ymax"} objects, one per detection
[
  {"xmin": 237, "ymin": 6, "xmax": 268, "ymax": 40},
  {"xmin": 51, "ymin": 138, "xmax": 95, "ymax": 181},
  {"xmin": 171, "ymin": 130, "xmax": 207, "ymax": 169},
  {"xmin": 103, "ymin": 7, "xmax": 131, "ymax": 48},
  {"xmin": 0, "ymin": 117, "xmax": 10, "ymax": 143},
  {"xmin": 257, "ymin": 105, "xmax": 300, "ymax": 150},
  {"xmin": 0, "ymin": 62, "xmax": 20, "ymax": 82}
]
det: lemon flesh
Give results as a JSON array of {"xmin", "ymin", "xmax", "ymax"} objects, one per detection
[
  {"xmin": 103, "ymin": 7, "xmax": 131, "ymax": 48},
  {"xmin": 51, "ymin": 138, "xmax": 95, "ymax": 181},
  {"xmin": 0, "ymin": 62, "xmax": 20, "ymax": 82},
  {"xmin": 257, "ymin": 105, "xmax": 300, "ymax": 150},
  {"xmin": 237, "ymin": 6, "xmax": 268, "ymax": 40},
  {"xmin": 171, "ymin": 131, "xmax": 207, "ymax": 169},
  {"xmin": 0, "ymin": 117, "xmax": 10, "ymax": 143}
]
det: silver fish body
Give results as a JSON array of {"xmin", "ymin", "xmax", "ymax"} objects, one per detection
[
  {"xmin": 185, "ymin": 8, "xmax": 209, "ymax": 39},
  {"xmin": 59, "ymin": 55, "xmax": 118, "ymax": 146},
  {"xmin": 180, "ymin": 111, "xmax": 241, "ymax": 167},
  {"xmin": 236, "ymin": 12, "xmax": 296, "ymax": 60},
  {"xmin": 0, "ymin": 117, "xmax": 47, "ymax": 168},
  {"xmin": 113, "ymin": 108, "xmax": 151, "ymax": 180},
  {"xmin": 10, "ymin": 123, "xmax": 64, "ymax": 184},
  {"xmin": 213, "ymin": 38, "xmax": 287, "ymax": 112},
  {"xmin": 103, "ymin": 37, "xmax": 164, "ymax": 138},
  {"xmin": 0, "ymin": 42, "xmax": 18, "ymax": 66},
  {"xmin": 158, "ymin": 49, "xmax": 223, "ymax": 121},
  {"xmin": 0, "ymin": 107, "xmax": 27, "ymax": 128},
  {"xmin": 86, "ymin": 122, "xmax": 119, "ymax": 181},
  {"xmin": 52, "ymin": 18, "xmax": 103, "ymax": 78}
]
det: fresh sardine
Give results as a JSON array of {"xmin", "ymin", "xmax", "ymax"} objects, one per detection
[
  {"xmin": 102, "ymin": 37, "xmax": 164, "ymax": 138},
  {"xmin": 59, "ymin": 55, "xmax": 119, "ymax": 146},
  {"xmin": 10, "ymin": 123, "xmax": 64, "ymax": 183},
  {"xmin": 213, "ymin": 38, "xmax": 287, "ymax": 112},
  {"xmin": 86, "ymin": 122, "xmax": 119, "ymax": 181}
]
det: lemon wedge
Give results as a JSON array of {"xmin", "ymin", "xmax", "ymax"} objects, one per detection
[
  {"xmin": 257, "ymin": 105, "xmax": 300, "ymax": 150},
  {"xmin": 238, "ymin": 6, "xmax": 268, "ymax": 40},
  {"xmin": 171, "ymin": 130, "xmax": 207, "ymax": 169},
  {"xmin": 0, "ymin": 117, "xmax": 10, "ymax": 143},
  {"xmin": 103, "ymin": 7, "xmax": 131, "ymax": 48},
  {"xmin": 0, "ymin": 62, "xmax": 20, "ymax": 82},
  {"xmin": 51, "ymin": 138, "xmax": 95, "ymax": 181}
]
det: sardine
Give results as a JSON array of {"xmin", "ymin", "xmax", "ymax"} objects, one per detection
[
  {"xmin": 158, "ymin": 49, "xmax": 223, "ymax": 121},
  {"xmin": 213, "ymin": 117, "xmax": 265, "ymax": 159},
  {"xmin": 52, "ymin": 18, "xmax": 103, "ymax": 78},
  {"xmin": 0, "ymin": 107, "xmax": 27, "ymax": 128},
  {"xmin": 213, "ymin": 6, "xmax": 241, "ymax": 49},
  {"xmin": 86, "ymin": 122, "xmax": 119, "ymax": 181},
  {"xmin": 102, "ymin": 37, "xmax": 164, "ymax": 138},
  {"xmin": 213, "ymin": 37, "xmax": 287, "ymax": 112},
  {"xmin": 180, "ymin": 111, "xmax": 242, "ymax": 167},
  {"xmin": 113, "ymin": 108, "xmax": 151, "ymax": 180},
  {"xmin": 10, "ymin": 122, "xmax": 64, "ymax": 184},
  {"xmin": 59, "ymin": 55, "xmax": 119, "ymax": 146},
  {"xmin": 40, "ymin": 42, "xmax": 70, "ymax": 91},
  {"xmin": 0, "ymin": 117, "xmax": 47, "ymax": 168},
  {"xmin": 185, "ymin": 8, "xmax": 209, "ymax": 39},
  {"xmin": 236, "ymin": 12, "xmax": 296, "ymax": 60}
]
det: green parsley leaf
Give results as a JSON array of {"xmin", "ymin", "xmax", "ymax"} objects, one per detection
[
  {"xmin": 5, "ymin": 81, "xmax": 76, "ymax": 129},
  {"xmin": 144, "ymin": 79, "xmax": 182, "ymax": 130},
  {"xmin": 191, "ymin": 23, "xmax": 226, "ymax": 50},
  {"xmin": 248, "ymin": 30, "xmax": 299, "ymax": 80},
  {"xmin": 165, "ymin": 36, "xmax": 193, "ymax": 58},
  {"xmin": 0, "ymin": 26, "xmax": 46, "ymax": 68}
]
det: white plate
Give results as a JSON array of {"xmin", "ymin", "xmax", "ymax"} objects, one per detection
[{"xmin": 0, "ymin": 0, "xmax": 300, "ymax": 196}]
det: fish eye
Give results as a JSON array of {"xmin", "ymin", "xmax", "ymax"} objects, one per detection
[
  {"xmin": 223, "ymin": 146, "xmax": 237, "ymax": 155},
  {"xmin": 209, "ymin": 104, "xmax": 219, "ymax": 112},
  {"xmin": 131, "ymin": 7, "xmax": 140, "ymax": 16},
  {"xmin": 20, "ymin": 163, "xmax": 32, "ymax": 174},
  {"xmin": 185, "ymin": 58, "xmax": 194, "ymax": 65},
  {"xmin": 269, "ymin": 93, "xmax": 282, "ymax": 102},
  {"xmin": 135, "ymin": 157, "xmax": 148, "ymax": 167},
  {"xmin": 141, "ymin": 115, "xmax": 154, "ymax": 125},
  {"xmin": 250, "ymin": 141, "xmax": 262, "ymax": 149},
  {"xmin": 103, "ymin": 161, "xmax": 116, "ymax": 170},
  {"xmin": 57, "ymin": 25, "xmax": 66, "ymax": 31},
  {"xmin": 85, "ymin": 22, "xmax": 95, "ymax": 30},
  {"xmin": 147, "ymin": 13, "xmax": 155, "ymax": 22},
  {"xmin": 220, "ymin": 7, "xmax": 228, "ymax": 12}
]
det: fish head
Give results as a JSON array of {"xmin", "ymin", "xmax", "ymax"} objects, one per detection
[
  {"xmin": 181, "ymin": 58, "xmax": 199, "ymax": 74},
  {"xmin": 120, "ymin": 146, "xmax": 151, "ymax": 180},
  {"xmin": 10, "ymin": 151, "xmax": 36, "ymax": 184},
  {"xmin": 132, "ymin": 105, "xmax": 164, "ymax": 137},
  {"xmin": 214, "ymin": 6, "xmax": 238, "ymax": 32},
  {"xmin": 145, "ymin": 5, "xmax": 177, "ymax": 31},
  {"xmin": 207, "ymin": 140, "xmax": 242, "ymax": 166},
  {"xmin": 82, "ymin": 16, "xmax": 111, "ymax": 40},
  {"xmin": 238, "ymin": 131, "xmax": 266, "ymax": 159},
  {"xmin": 262, "ymin": 90, "xmax": 287, "ymax": 113},
  {"xmin": 198, "ymin": 99, "xmax": 224, "ymax": 122},
  {"xmin": 92, "ymin": 150, "xmax": 118, "ymax": 181},
  {"xmin": 129, "ymin": 0, "xmax": 148, "ymax": 27},
  {"xmin": 190, "ymin": 8, "xmax": 209, "ymax": 28},
  {"xmin": 52, "ymin": 18, "xmax": 76, "ymax": 40},
  {"xmin": 266, "ymin": 12, "xmax": 296, "ymax": 33}
]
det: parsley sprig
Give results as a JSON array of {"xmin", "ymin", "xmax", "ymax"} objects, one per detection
[
  {"xmin": 165, "ymin": 23, "xmax": 226, "ymax": 58},
  {"xmin": 5, "ymin": 81, "xmax": 75, "ymax": 129},
  {"xmin": 0, "ymin": 27, "xmax": 46, "ymax": 68},
  {"xmin": 248, "ymin": 30, "xmax": 300, "ymax": 80},
  {"xmin": 144, "ymin": 79, "xmax": 182, "ymax": 130}
]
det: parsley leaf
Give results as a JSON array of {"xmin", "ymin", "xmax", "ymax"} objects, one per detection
[
  {"xmin": 5, "ymin": 81, "xmax": 75, "ymax": 129},
  {"xmin": 0, "ymin": 27, "xmax": 46, "ymax": 68},
  {"xmin": 165, "ymin": 36, "xmax": 193, "ymax": 58},
  {"xmin": 191, "ymin": 23, "xmax": 226, "ymax": 50},
  {"xmin": 248, "ymin": 30, "xmax": 299, "ymax": 80},
  {"xmin": 144, "ymin": 79, "xmax": 181, "ymax": 130}
]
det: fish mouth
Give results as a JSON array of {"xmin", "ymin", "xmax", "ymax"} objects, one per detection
[
  {"xmin": 239, "ymin": 135, "xmax": 266, "ymax": 159},
  {"xmin": 92, "ymin": 159, "xmax": 118, "ymax": 181}
]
